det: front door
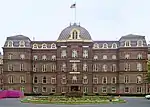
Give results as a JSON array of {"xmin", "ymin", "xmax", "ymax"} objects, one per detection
[{"xmin": 71, "ymin": 86, "xmax": 80, "ymax": 92}]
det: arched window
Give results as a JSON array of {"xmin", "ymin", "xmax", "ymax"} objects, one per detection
[
  {"xmin": 72, "ymin": 30, "xmax": 78, "ymax": 39},
  {"xmin": 93, "ymin": 43, "xmax": 99, "ymax": 49},
  {"xmin": 42, "ymin": 43, "xmax": 47, "ymax": 48},
  {"xmin": 19, "ymin": 40, "xmax": 25, "ymax": 47},
  {"xmin": 136, "ymin": 76, "xmax": 142, "ymax": 83},
  {"xmin": 7, "ymin": 41, "xmax": 13, "ymax": 47},
  {"xmin": 33, "ymin": 44, "xmax": 38, "ymax": 49},
  {"xmin": 102, "ymin": 77, "xmax": 107, "ymax": 84},
  {"xmin": 124, "ymin": 40, "xmax": 131, "ymax": 47},
  {"xmin": 51, "ymin": 43, "xmax": 56, "ymax": 49},
  {"xmin": 102, "ymin": 43, "xmax": 108, "ymax": 48},
  {"xmin": 137, "ymin": 40, "xmax": 143, "ymax": 47},
  {"xmin": 112, "ymin": 55, "xmax": 116, "ymax": 59},
  {"xmin": 111, "ymin": 43, "xmax": 117, "ymax": 48},
  {"xmin": 42, "ymin": 76, "xmax": 47, "ymax": 83},
  {"xmin": 102, "ymin": 64, "xmax": 107, "ymax": 72},
  {"xmin": 102, "ymin": 55, "xmax": 107, "ymax": 59}
]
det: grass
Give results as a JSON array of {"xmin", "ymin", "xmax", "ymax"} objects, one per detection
[{"xmin": 21, "ymin": 96, "xmax": 126, "ymax": 105}]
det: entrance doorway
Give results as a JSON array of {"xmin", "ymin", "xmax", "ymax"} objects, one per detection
[{"xmin": 71, "ymin": 86, "xmax": 79, "ymax": 92}]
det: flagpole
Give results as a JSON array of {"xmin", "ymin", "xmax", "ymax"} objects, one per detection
[{"xmin": 74, "ymin": 2, "xmax": 76, "ymax": 23}]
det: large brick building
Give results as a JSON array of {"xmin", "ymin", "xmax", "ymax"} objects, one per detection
[{"xmin": 0, "ymin": 23, "xmax": 149, "ymax": 95}]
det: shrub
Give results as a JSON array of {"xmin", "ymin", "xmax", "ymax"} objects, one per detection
[{"xmin": 65, "ymin": 91, "xmax": 83, "ymax": 97}]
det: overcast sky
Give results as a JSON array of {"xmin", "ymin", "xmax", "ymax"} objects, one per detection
[{"xmin": 0, "ymin": 0, "xmax": 150, "ymax": 52}]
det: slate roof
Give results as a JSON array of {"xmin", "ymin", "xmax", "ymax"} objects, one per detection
[
  {"xmin": 58, "ymin": 23, "xmax": 92, "ymax": 40},
  {"xmin": 7, "ymin": 35, "xmax": 30, "ymax": 40}
]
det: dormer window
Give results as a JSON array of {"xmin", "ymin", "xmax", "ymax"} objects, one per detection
[
  {"xmin": 42, "ymin": 43, "xmax": 47, "ymax": 48},
  {"xmin": 137, "ymin": 40, "xmax": 143, "ymax": 47},
  {"xmin": 19, "ymin": 40, "xmax": 25, "ymax": 47},
  {"xmin": 42, "ymin": 55, "xmax": 47, "ymax": 60},
  {"xmin": 93, "ymin": 43, "xmax": 99, "ymax": 49},
  {"xmin": 102, "ymin": 43, "xmax": 108, "ymax": 48},
  {"xmin": 72, "ymin": 30, "xmax": 78, "ymax": 39},
  {"xmin": 111, "ymin": 43, "xmax": 117, "ymax": 48},
  {"xmin": 125, "ymin": 40, "xmax": 131, "ymax": 47},
  {"xmin": 7, "ymin": 41, "xmax": 13, "ymax": 47},
  {"xmin": 33, "ymin": 44, "xmax": 38, "ymax": 49},
  {"xmin": 51, "ymin": 43, "xmax": 56, "ymax": 49}
]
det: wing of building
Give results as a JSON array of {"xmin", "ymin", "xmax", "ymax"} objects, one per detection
[{"xmin": 0, "ymin": 23, "xmax": 150, "ymax": 95}]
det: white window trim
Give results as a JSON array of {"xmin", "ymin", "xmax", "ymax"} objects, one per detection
[{"xmin": 124, "ymin": 40, "xmax": 131, "ymax": 47}]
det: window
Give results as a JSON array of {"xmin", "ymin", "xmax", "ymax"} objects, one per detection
[
  {"xmin": 102, "ymin": 87, "xmax": 107, "ymax": 93},
  {"xmin": 51, "ymin": 55, "xmax": 56, "ymax": 60},
  {"xmin": 8, "ymin": 64, "xmax": 13, "ymax": 71},
  {"xmin": 51, "ymin": 77, "xmax": 56, "ymax": 84},
  {"xmin": 136, "ymin": 87, "xmax": 142, "ymax": 93},
  {"xmin": 33, "ymin": 76, "xmax": 38, "ymax": 83},
  {"xmin": 51, "ymin": 64, "xmax": 56, "ymax": 72},
  {"xmin": 102, "ymin": 77, "xmax": 107, "ymax": 84},
  {"xmin": 136, "ymin": 76, "xmax": 142, "ymax": 84},
  {"xmin": 124, "ymin": 87, "xmax": 129, "ymax": 93},
  {"xmin": 102, "ymin": 55, "xmax": 107, "ymax": 59},
  {"xmin": 93, "ymin": 55, "xmax": 98, "ymax": 60},
  {"xmin": 83, "ymin": 75, "xmax": 88, "ymax": 84},
  {"xmin": 61, "ymin": 63, "xmax": 66, "ymax": 72},
  {"xmin": 61, "ymin": 50, "xmax": 67, "ymax": 58},
  {"xmin": 93, "ymin": 64, "xmax": 98, "ymax": 71},
  {"xmin": 20, "ymin": 64, "xmax": 24, "ymax": 71},
  {"xmin": 125, "ymin": 40, "xmax": 131, "ymax": 47},
  {"xmin": 51, "ymin": 87, "xmax": 56, "ymax": 93},
  {"xmin": 33, "ymin": 44, "xmax": 38, "ymax": 48},
  {"xmin": 42, "ymin": 76, "xmax": 47, "ymax": 84},
  {"xmin": 93, "ymin": 43, "xmax": 99, "ymax": 49},
  {"xmin": 33, "ymin": 65, "xmax": 37, "ymax": 72},
  {"xmin": 42, "ymin": 87, "xmax": 47, "ymax": 92},
  {"xmin": 111, "ymin": 43, "xmax": 117, "ymax": 48},
  {"xmin": 61, "ymin": 75, "xmax": 67, "ymax": 84},
  {"xmin": 93, "ymin": 77, "xmax": 98, "ymax": 84},
  {"xmin": 8, "ymin": 54, "xmax": 12, "ymax": 60},
  {"xmin": 137, "ymin": 40, "xmax": 143, "ymax": 47},
  {"xmin": 111, "ymin": 87, "xmax": 116, "ymax": 93},
  {"xmin": 83, "ymin": 87, "xmax": 88, "ymax": 93},
  {"xmin": 93, "ymin": 87, "xmax": 98, "ymax": 93},
  {"xmin": 72, "ymin": 75, "xmax": 77, "ymax": 83},
  {"xmin": 137, "ymin": 54, "xmax": 142, "ymax": 59},
  {"xmin": 83, "ymin": 50, "xmax": 88, "ymax": 58},
  {"xmin": 102, "ymin": 64, "xmax": 107, "ymax": 72},
  {"xmin": 33, "ymin": 87, "xmax": 38, "ymax": 93},
  {"xmin": 112, "ymin": 55, "xmax": 116, "ymax": 59},
  {"xmin": 137, "ymin": 63, "xmax": 142, "ymax": 71},
  {"xmin": 72, "ymin": 30, "xmax": 78, "ymax": 39},
  {"xmin": 42, "ymin": 55, "xmax": 47, "ymax": 60},
  {"xmin": 7, "ymin": 41, "xmax": 13, "ymax": 47},
  {"xmin": 51, "ymin": 43, "xmax": 56, "ymax": 49},
  {"xmin": 124, "ymin": 76, "xmax": 129, "ymax": 83},
  {"xmin": 19, "ymin": 40, "xmax": 25, "ymax": 47},
  {"xmin": 61, "ymin": 87, "xmax": 66, "ymax": 93},
  {"xmin": 8, "ymin": 75, "xmax": 14, "ymax": 83},
  {"xmin": 20, "ymin": 76, "xmax": 25, "ymax": 83},
  {"xmin": 20, "ymin": 54, "xmax": 25, "ymax": 59},
  {"xmin": 42, "ymin": 43, "xmax": 47, "ymax": 48},
  {"xmin": 83, "ymin": 63, "xmax": 88, "ymax": 71},
  {"xmin": 72, "ymin": 49, "xmax": 78, "ymax": 58},
  {"xmin": 33, "ymin": 55, "xmax": 38, "ymax": 60},
  {"xmin": 125, "ymin": 54, "xmax": 130, "ymax": 59},
  {"xmin": 112, "ymin": 64, "xmax": 116, "ymax": 72},
  {"xmin": 124, "ymin": 63, "xmax": 130, "ymax": 71},
  {"xmin": 102, "ymin": 43, "xmax": 108, "ymax": 48},
  {"xmin": 111, "ymin": 77, "xmax": 116, "ymax": 84},
  {"xmin": 42, "ymin": 64, "xmax": 46, "ymax": 72}
]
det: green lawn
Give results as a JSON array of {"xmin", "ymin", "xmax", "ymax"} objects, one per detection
[{"xmin": 21, "ymin": 96, "xmax": 126, "ymax": 104}]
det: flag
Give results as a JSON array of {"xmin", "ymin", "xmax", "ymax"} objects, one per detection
[{"xmin": 70, "ymin": 3, "xmax": 76, "ymax": 8}]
